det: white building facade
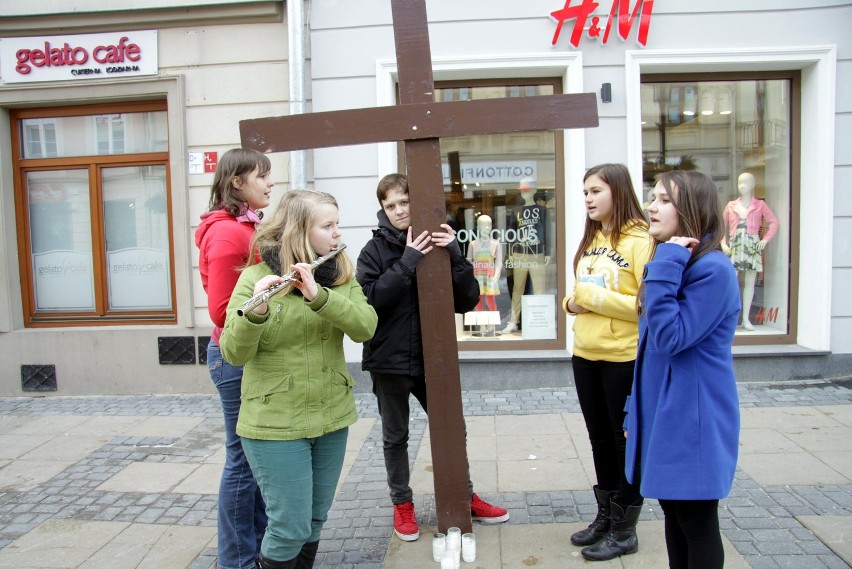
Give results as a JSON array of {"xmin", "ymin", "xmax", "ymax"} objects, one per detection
[{"xmin": 0, "ymin": 0, "xmax": 849, "ymax": 395}]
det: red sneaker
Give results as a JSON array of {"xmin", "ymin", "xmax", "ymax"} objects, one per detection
[
  {"xmin": 393, "ymin": 501, "xmax": 420, "ymax": 541},
  {"xmin": 471, "ymin": 493, "xmax": 510, "ymax": 524}
]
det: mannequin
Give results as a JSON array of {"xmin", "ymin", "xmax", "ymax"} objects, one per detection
[
  {"xmin": 466, "ymin": 214, "xmax": 503, "ymax": 312},
  {"xmin": 500, "ymin": 178, "xmax": 549, "ymax": 335},
  {"xmin": 722, "ymin": 172, "xmax": 778, "ymax": 330}
]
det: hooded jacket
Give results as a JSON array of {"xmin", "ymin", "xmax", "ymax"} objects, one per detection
[
  {"xmin": 564, "ymin": 224, "xmax": 651, "ymax": 362},
  {"xmin": 194, "ymin": 209, "xmax": 258, "ymax": 345},
  {"xmin": 356, "ymin": 210, "xmax": 479, "ymax": 376}
]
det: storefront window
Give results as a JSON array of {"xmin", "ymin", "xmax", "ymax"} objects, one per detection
[
  {"xmin": 103, "ymin": 165, "xmax": 172, "ymax": 311},
  {"xmin": 13, "ymin": 102, "xmax": 174, "ymax": 326},
  {"xmin": 641, "ymin": 76, "xmax": 795, "ymax": 339},
  {"xmin": 27, "ymin": 169, "xmax": 95, "ymax": 312},
  {"xmin": 20, "ymin": 110, "xmax": 167, "ymax": 159},
  {"xmin": 435, "ymin": 80, "xmax": 564, "ymax": 347}
]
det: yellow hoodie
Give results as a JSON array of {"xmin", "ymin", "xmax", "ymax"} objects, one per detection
[{"xmin": 564, "ymin": 225, "xmax": 651, "ymax": 362}]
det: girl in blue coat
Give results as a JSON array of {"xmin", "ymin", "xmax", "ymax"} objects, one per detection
[{"xmin": 624, "ymin": 170, "xmax": 741, "ymax": 569}]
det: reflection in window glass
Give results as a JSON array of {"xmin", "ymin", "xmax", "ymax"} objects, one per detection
[
  {"xmin": 20, "ymin": 111, "xmax": 167, "ymax": 159},
  {"xmin": 438, "ymin": 82, "xmax": 560, "ymax": 343},
  {"xmin": 26, "ymin": 170, "xmax": 95, "ymax": 312},
  {"xmin": 102, "ymin": 166, "xmax": 172, "ymax": 311},
  {"xmin": 24, "ymin": 120, "xmax": 58, "ymax": 158},
  {"xmin": 641, "ymin": 79, "xmax": 791, "ymax": 336},
  {"xmin": 96, "ymin": 115, "xmax": 126, "ymax": 155}
]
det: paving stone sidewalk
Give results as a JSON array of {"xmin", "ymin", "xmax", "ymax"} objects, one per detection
[{"xmin": 0, "ymin": 379, "xmax": 850, "ymax": 568}]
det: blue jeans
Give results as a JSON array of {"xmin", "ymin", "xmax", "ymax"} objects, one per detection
[
  {"xmin": 207, "ymin": 341, "xmax": 268, "ymax": 569},
  {"xmin": 242, "ymin": 428, "xmax": 348, "ymax": 562}
]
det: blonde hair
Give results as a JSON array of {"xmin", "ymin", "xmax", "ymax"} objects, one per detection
[{"xmin": 249, "ymin": 190, "xmax": 354, "ymax": 292}]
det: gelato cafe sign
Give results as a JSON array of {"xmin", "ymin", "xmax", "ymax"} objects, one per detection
[{"xmin": 0, "ymin": 30, "xmax": 157, "ymax": 84}]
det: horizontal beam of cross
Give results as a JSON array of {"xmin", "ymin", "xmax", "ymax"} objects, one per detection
[{"xmin": 240, "ymin": 93, "xmax": 598, "ymax": 153}]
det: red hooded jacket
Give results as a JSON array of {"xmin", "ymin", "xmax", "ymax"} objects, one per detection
[{"xmin": 195, "ymin": 210, "xmax": 258, "ymax": 345}]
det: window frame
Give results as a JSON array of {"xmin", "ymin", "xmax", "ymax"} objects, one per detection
[
  {"xmin": 11, "ymin": 100, "xmax": 176, "ymax": 328},
  {"xmin": 640, "ymin": 70, "xmax": 801, "ymax": 346},
  {"xmin": 395, "ymin": 76, "xmax": 568, "ymax": 352}
]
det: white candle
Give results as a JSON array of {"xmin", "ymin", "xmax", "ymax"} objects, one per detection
[
  {"xmin": 432, "ymin": 532, "xmax": 446, "ymax": 562},
  {"xmin": 462, "ymin": 532, "xmax": 476, "ymax": 562}
]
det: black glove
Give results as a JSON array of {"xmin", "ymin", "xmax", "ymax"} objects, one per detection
[
  {"xmin": 399, "ymin": 246, "xmax": 424, "ymax": 272},
  {"xmin": 445, "ymin": 239, "xmax": 463, "ymax": 261}
]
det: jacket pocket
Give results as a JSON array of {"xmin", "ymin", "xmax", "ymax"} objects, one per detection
[
  {"xmin": 329, "ymin": 368, "xmax": 356, "ymax": 420},
  {"xmin": 242, "ymin": 371, "xmax": 293, "ymax": 430},
  {"xmin": 243, "ymin": 373, "xmax": 292, "ymax": 401}
]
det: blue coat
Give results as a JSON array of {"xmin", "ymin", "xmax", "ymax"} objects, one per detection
[{"xmin": 624, "ymin": 243, "xmax": 741, "ymax": 500}]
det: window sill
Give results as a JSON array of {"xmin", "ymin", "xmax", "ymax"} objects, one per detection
[
  {"xmin": 732, "ymin": 344, "xmax": 830, "ymax": 358},
  {"xmin": 460, "ymin": 350, "xmax": 571, "ymax": 363},
  {"xmin": 459, "ymin": 345, "xmax": 829, "ymax": 362}
]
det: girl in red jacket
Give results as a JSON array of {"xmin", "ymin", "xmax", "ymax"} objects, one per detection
[{"xmin": 195, "ymin": 148, "xmax": 273, "ymax": 569}]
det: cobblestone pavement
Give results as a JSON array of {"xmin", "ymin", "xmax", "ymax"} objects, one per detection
[{"xmin": 1, "ymin": 379, "xmax": 851, "ymax": 568}]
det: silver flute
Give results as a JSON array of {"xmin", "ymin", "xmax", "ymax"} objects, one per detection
[{"xmin": 237, "ymin": 244, "xmax": 347, "ymax": 317}]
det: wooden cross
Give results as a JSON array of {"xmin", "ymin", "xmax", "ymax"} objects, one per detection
[{"xmin": 240, "ymin": 0, "xmax": 598, "ymax": 533}]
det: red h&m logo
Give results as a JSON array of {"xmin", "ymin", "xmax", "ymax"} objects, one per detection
[
  {"xmin": 551, "ymin": 0, "xmax": 654, "ymax": 48},
  {"xmin": 753, "ymin": 307, "xmax": 780, "ymax": 325}
]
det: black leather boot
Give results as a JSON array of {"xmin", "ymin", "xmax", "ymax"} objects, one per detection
[
  {"xmin": 581, "ymin": 501, "xmax": 642, "ymax": 561},
  {"xmin": 570, "ymin": 486, "xmax": 614, "ymax": 546},
  {"xmin": 295, "ymin": 541, "xmax": 319, "ymax": 569},
  {"xmin": 255, "ymin": 552, "xmax": 298, "ymax": 569}
]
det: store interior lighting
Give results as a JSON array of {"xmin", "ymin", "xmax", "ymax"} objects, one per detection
[
  {"xmin": 682, "ymin": 87, "xmax": 697, "ymax": 116},
  {"xmin": 699, "ymin": 87, "xmax": 715, "ymax": 115},
  {"xmin": 717, "ymin": 87, "xmax": 733, "ymax": 115}
]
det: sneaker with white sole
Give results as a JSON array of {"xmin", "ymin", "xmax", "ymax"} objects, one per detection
[
  {"xmin": 471, "ymin": 493, "xmax": 510, "ymax": 524},
  {"xmin": 393, "ymin": 501, "xmax": 420, "ymax": 541}
]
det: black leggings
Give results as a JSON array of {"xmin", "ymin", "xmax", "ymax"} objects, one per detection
[
  {"xmin": 658, "ymin": 499, "xmax": 724, "ymax": 569},
  {"xmin": 572, "ymin": 355, "xmax": 642, "ymax": 506}
]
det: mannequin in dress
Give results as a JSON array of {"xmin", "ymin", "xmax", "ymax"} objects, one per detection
[
  {"xmin": 722, "ymin": 172, "xmax": 778, "ymax": 330},
  {"xmin": 500, "ymin": 178, "xmax": 549, "ymax": 335},
  {"xmin": 466, "ymin": 214, "xmax": 503, "ymax": 312}
]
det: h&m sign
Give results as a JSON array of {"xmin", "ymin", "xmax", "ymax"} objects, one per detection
[{"xmin": 551, "ymin": 0, "xmax": 654, "ymax": 48}]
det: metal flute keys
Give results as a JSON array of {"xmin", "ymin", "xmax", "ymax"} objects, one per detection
[{"xmin": 237, "ymin": 244, "xmax": 347, "ymax": 317}]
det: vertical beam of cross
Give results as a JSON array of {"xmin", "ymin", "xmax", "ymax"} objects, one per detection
[{"xmin": 390, "ymin": 0, "xmax": 473, "ymax": 534}]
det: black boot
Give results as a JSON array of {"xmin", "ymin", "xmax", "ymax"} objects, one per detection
[
  {"xmin": 571, "ymin": 486, "xmax": 614, "ymax": 546},
  {"xmin": 255, "ymin": 552, "xmax": 298, "ymax": 569},
  {"xmin": 581, "ymin": 501, "xmax": 642, "ymax": 561},
  {"xmin": 295, "ymin": 541, "xmax": 319, "ymax": 569}
]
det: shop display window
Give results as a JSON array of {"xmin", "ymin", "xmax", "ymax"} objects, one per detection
[
  {"xmin": 641, "ymin": 74, "xmax": 798, "ymax": 342},
  {"xmin": 429, "ymin": 79, "xmax": 565, "ymax": 348},
  {"xmin": 12, "ymin": 101, "xmax": 175, "ymax": 327}
]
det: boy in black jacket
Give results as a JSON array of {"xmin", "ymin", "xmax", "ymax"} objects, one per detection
[{"xmin": 356, "ymin": 173, "xmax": 509, "ymax": 542}]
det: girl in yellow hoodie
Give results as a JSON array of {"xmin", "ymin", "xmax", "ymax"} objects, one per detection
[{"xmin": 563, "ymin": 163, "xmax": 650, "ymax": 561}]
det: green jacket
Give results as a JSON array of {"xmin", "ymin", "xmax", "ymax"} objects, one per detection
[{"xmin": 220, "ymin": 262, "xmax": 377, "ymax": 441}]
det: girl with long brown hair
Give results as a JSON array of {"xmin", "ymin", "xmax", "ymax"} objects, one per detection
[{"xmin": 563, "ymin": 163, "xmax": 650, "ymax": 561}]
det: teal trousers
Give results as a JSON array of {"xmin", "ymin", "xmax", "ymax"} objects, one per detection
[{"xmin": 241, "ymin": 427, "xmax": 348, "ymax": 562}]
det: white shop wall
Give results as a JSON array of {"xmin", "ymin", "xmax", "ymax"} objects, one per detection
[
  {"xmin": 160, "ymin": 22, "xmax": 291, "ymax": 330},
  {"xmin": 307, "ymin": 0, "xmax": 850, "ymax": 355}
]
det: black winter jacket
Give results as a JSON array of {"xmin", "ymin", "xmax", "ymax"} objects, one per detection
[{"xmin": 357, "ymin": 210, "xmax": 479, "ymax": 376}]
